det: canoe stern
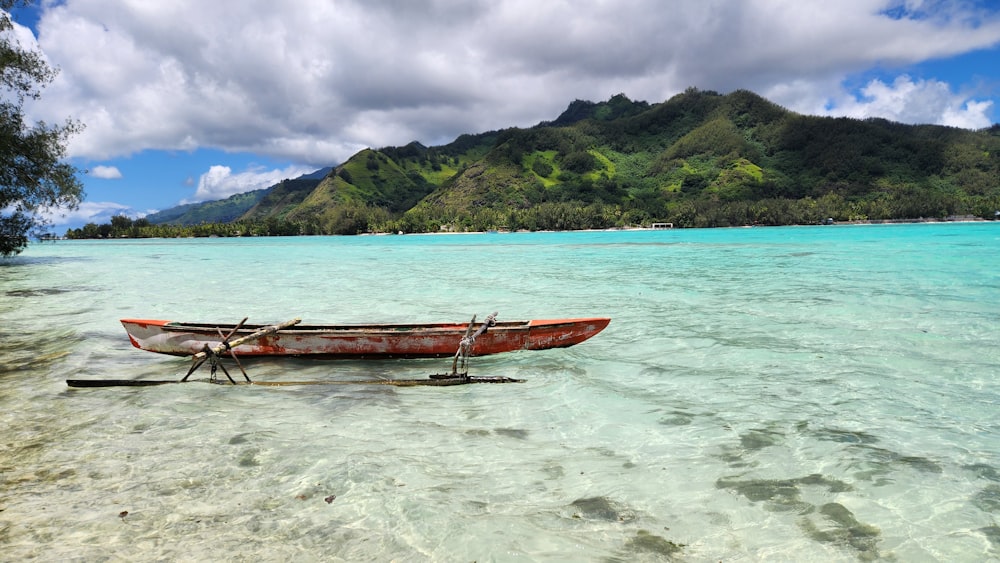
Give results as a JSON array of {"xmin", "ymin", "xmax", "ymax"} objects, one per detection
[{"xmin": 121, "ymin": 318, "xmax": 225, "ymax": 356}]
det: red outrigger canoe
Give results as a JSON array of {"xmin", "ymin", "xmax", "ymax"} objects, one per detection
[{"xmin": 120, "ymin": 317, "xmax": 611, "ymax": 359}]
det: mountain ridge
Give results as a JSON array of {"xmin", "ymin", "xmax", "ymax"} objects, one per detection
[{"xmin": 136, "ymin": 89, "xmax": 1000, "ymax": 233}]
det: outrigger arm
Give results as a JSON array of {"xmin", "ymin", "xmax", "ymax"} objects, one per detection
[{"xmin": 181, "ymin": 317, "xmax": 302, "ymax": 383}]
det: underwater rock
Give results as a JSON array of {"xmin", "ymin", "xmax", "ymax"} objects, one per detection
[
  {"xmin": 965, "ymin": 463, "xmax": 1000, "ymax": 482},
  {"xmin": 972, "ymin": 485, "xmax": 1000, "ymax": 512},
  {"xmin": 569, "ymin": 496, "xmax": 637, "ymax": 522},
  {"xmin": 541, "ymin": 464, "xmax": 565, "ymax": 479},
  {"xmin": 717, "ymin": 476, "xmax": 801, "ymax": 503},
  {"xmin": 6, "ymin": 288, "xmax": 72, "ymax": 297},
  {"xmin": 853, "ymin": 445, "xmax": 942, "ymax": 474},
  {"xmin": 494, "ymin": 428, "xmax": 529, "ymax": 439},
  {"xmin": 716, "ymin": 474, "xmax": 853, "ymax": 513},
  {"xmin": 811, "ymin": 427, "xmax": 880, "ymax": 444},
  {"xmin": 979, "ymin": 525, "xmax": 1000, "ymax": 547},
  {"xmin": 228, "ymin": 433, "xmax": 249, "ymax": 445},
  {"xmin": 237, "ymin": 448, "xmax": 261, "ymax": 467},
  {"xmin": 896, "ymin": 455, "xmax": 943, "ymax": 474},
  {"xmin": 658, "ymin": 411, "xmax": 694, "ymax": 426},
  {"xmin": 798, "ymin": 502, "xmax": 882, "ymax": 561},
  {"xmin": 796, "ymin": 473, "xmax": 854, "ymax": 493},
  {"xmin": 739, "ymin": 429, "xmax": 784, "ymax": 451},
  {"xmin": 624, "ymin": 529, "xmax": 685, "ymax": 557}
]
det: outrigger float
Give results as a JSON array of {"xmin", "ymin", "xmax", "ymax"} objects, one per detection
[{"xmin": 66, "ymin": 313, "xmax": 610, "ymax": 388}]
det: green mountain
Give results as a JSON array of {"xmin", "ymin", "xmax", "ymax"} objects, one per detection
[
  {"xmin": 145, "ymin": 167, "xmax": 331, "ymax": 225},
  {"xmin": 145, "ymin": 89, "xmax": 1000, "ymax": 234},
  {"xmin": 144, "ymin": 190, "xmax": 267, "ymax": 225}
]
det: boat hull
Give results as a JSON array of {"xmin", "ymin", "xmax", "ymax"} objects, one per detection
[{"xmin": 120, "ymin": 318, "xmax": 610, "ymax": 359}]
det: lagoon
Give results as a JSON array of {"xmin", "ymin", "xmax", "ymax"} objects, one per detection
[{"xmin": 2, "ymin": 223, "xmax": 999, "ymax": 561}]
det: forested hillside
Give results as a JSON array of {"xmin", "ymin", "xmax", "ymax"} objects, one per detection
[{"xmin": 69, "ymin": 89, "xmax": 1000, "ymax": 238}]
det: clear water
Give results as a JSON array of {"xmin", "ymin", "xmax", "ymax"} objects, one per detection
[{"xmin": 2, "ymin": 223, "xmax": 999, "ymax": 561}]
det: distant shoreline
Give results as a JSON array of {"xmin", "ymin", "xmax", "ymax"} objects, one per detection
[
  {"xmin": 406, "ymin": 215, "xmax": 997, "ymax": 235},
  {"xmin": 40, "ymin": 214, "xmax": 998, "ymax": 242}
]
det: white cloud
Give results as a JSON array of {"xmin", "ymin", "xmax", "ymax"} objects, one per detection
[
  {"xmin": 5, "ymin": 14, "xmax": 37, "ymax": 49},
  {"xmin": 89, "ymin": 165, "xmax": 122, "ymax": 179},
  {"xmin": 768, "ymin": 75, "xmax": 995, "ymax": 129},
  {"xmin": 17, "ymin": 0, "xmax": 1000, "ymax": 168},
  {"xmin": 941, "ymin": 99, "xmax": 995, "ymax": 129},
  {"xmin": 187, "ymin": 163, "xmax": 317, "ymax": 203},
  {"xmin": 35, "ymin": 201, "xmax": 132, "ymax": 227}
]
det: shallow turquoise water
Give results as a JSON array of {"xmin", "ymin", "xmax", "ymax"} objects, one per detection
[{"xmin": 2, "ymin": 223, "xmax": 999, "ymax": 561}]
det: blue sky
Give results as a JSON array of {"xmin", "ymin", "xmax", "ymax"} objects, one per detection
[{"xmin": 6, "ymin": 0, "xmax": 1000, "ymax": 231}]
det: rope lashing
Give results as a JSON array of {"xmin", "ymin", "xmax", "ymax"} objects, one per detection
[{"xmin": 450, "ymin": 312, "xmax": 498, "ymax": 377}]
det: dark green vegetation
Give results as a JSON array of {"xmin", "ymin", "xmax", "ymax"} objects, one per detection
[
  {"xmin": 2, "ymin": 0, "xmax": 84, "ymax": 256},
  {"xmin": 68, "ymin": 88, "xmax": 1000, "ymax": 239}
]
